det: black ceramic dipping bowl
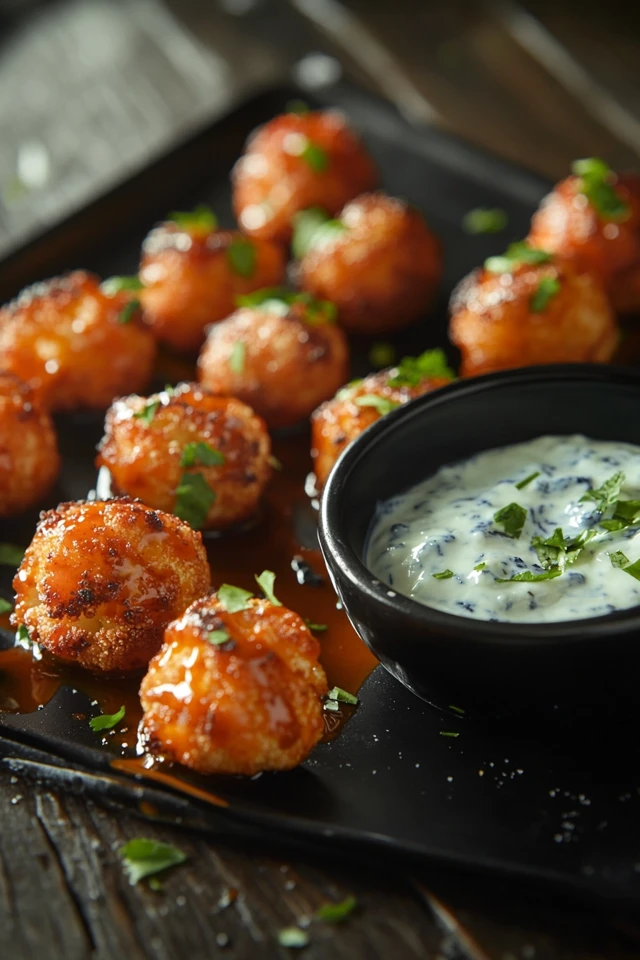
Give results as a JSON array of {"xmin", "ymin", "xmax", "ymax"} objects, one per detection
[{"xmin": 319, "ymin": 365, "xmax": 640, "ymax": 725}]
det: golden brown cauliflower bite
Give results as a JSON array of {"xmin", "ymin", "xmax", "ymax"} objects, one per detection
[
  {"xmin": 449, "ymin": 242, "xmax": 618, "ymax": 379},
  {"xmin": 232, "ymin": 109, "xmax": 378, "ymax": 244},
  {"xmin": 311, "ymin": 350, "xmax": 454, "ymax": 489},
  {"xmin": 528, "ymin": 160, "xmax": 640, "ymax": 314},
  {"xmin": 140, "ymin": 580, "xmax": 328, "ymax": 775},
  {"xmin": 0, "ymin": 272, "xmax": 156, "ymax": 412},
  {"xmin": 197, "ymin": 289, "xmax": 349, "ymax": 429},
  {"xmin": 294, "ymin": 193, "xmax": 442, "ymax": 335},
  {"xmin": 138, "ymin": 206, "xmax": 286, "ymax": 353},
  {"xmin": 12, "ymin": 498, "xmax": 211, "ymax": 673},
  {"xmin": 0, "ymin": 373, "xmax": 60, "ymax": 517},
  {"xmin": 97, "ymin": 383, "xmax": 271, "ymax": 531}
]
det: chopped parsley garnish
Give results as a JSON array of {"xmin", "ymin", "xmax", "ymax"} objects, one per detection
[
  {"xmin": 292, "ymin": 207, "xmax": 346, "ymax": 258},
  {"xmin": 354, "ymin": 395, "xmax": 400, "ymax": 416},
  {"xmin": 493, "ymin": 502, "xmax": 527, "ymax": 539},
  {"xmin": 580, "ymin": 470, "xmax": 625, "ymax": 511},
  {"xmin": 387, "ymin": 348, "xmax": 455, "ymax": 387},
  {"xmin": 335, "ymin": 379, "xmax": 363, "ymax": 402},
  {"xmin": 439, "ymin": 731, "xmax": 460, "ymax": 738},
  {"xmin": 255, "ymin": 570, "xmax": 282, "ymax": 606},
  {"xmin": 485, "ymin": 241, "xmax": 553, "ymax": 274},
  {"xmin": 462, "ymin": 207, "xmax": 508, "ymax": 235},
  {"xmin": 16, "ymin": 625, "xmax": 29, "ymax": 644},
  {"xmin": 133, "ymin": 399, "xmax": 160, "ymax": 425},
  {"xmin": 369, "ymin": 341, "xmax": 396, "ymax": 369},
  {"xmin": 229, "ymin": 340, "xmax": 245, "ymax": 374},
  {"xmin": 622, "ymin": 558, "xmax": 640, "ymax": 581},
  {"xmin": 532, "ymin": 526, "xmax": 596, "ymax": 570},
  {"xmin": 0, "ymin": 543, "xmax": 24, "ymax": 566},
  {"xmin": 600, "ymin": 498, "xmax": 640, "ymax": 532},
  {"xmin": 180, "ymin": 441, "xmax": 225, "ymax": 469},
  {"xmin": 432, "ymin": 569, "xmax": 454, "ymax": 580},
  {"xmin": 226, "ymin": 237, "xmax": 256, "ymax": 278},
  {"xmin": 305, "ymin": 620, "xmax": 328, "ymax": 632},
  {"xmin": 168, "ymin": 204, "xmax": 217, "ymax": 231},
  {"xmin": 572, "ymin": 158, "xmax": 629, "ymax": 222},
  {"xmin": 101, "ymin": 275, "xmax": 143, "ymax": 295},
  {"xmin": 118, "ymin": 300, "xmax": 140, "ymax": 324},
  {"xmin": 277, "ymin": 927, "xmax": 309, "ymax": 949},
  {"xmin": 236, "ymin": 287, "xmax": 337, "ymax": 324},
  {"xmin": 327, "ymin": 686, "xmax": 358, "ymax": 705},
  {"xmin": 316, "ymin": 895, "xmax": 357, "ymax": 923},
  {"xmin": 496, "ymin": 568, "xmax": 563, "ymax": 583},
  {"xmin": 473, "ymin": 562, "xmax": 486, "ymax": 571},
  {"xmin": 0, "ymin": 598, "xmax": 12, "ymax": 614},
  {"xmin": 120, "ymin": 838, "xmax": 187, "ymax": 886},
  {"xmin": 208, "ymin": 629, "xmax": 231, "ymax": 646},
  {"xmin": 515, "ymin": 471, "xmax": 540, "ymax": 490},
  {"xmin": 218, "ymin": 583, "xmax": 253, "ymax": 612},
  {"xmin": 301, "ymin": 140, "xmax": 329, "ymax": 173},
  {"xmin": 609, "ymin": 551, "xmax": 629, "ymax": 569},
  {"xmin": 89, "ymin": 705, "xmax": 125, "ymax": 732},
  {"xmin": 174, "ymin": 472, "xmax": 215, "ymax": 529},
  {"xmin": 530, "ymin": 276, "xmax": 561, "ymax": 313}
]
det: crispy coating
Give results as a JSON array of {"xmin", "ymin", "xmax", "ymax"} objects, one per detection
[
  {"xmin": 12, "ymin": 498, "xmax": 211, "ymax": 673},
  {"xmin": 0, "ymin": 373, "xmax": 60, "ymax": 517},
  {"xmin": 528, "ymin": 174, "xmax": 640, "ymax": 314},
  {"xmin": 140, "ymin": 593, "xmax": 328, "ymax": 775},
  {"xmin": 298, "ymin": 193, "xmax": 442, "ymax": 334},
  {"xmin": 232, "ymin": 110, "xmax": 378, "ymax": 243},
  {"xmin": 311, "ymin": 369, "xmax": 451, "ymax": 489},
  {"xmin": 139, "ymin": 224, "xmax": 286, "ymax": 353},
  {"xmin": 0, "ymin": 272, "xmax": 156, "ymax": 411},
  {"xmin": 449, "ymin": 258, "xmax": 618, "ymax": 378},
  {"xmin": 197, "ymin": 303, "xmax": 349, "ymax": 429},
  {"xmin": 97, "ymin": 384, "xmax": 271, "ymax": 530}
]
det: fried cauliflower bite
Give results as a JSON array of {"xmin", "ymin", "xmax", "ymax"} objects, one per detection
[
  {"xmin": 311, "ymin": 351, "xmax": 454, "ymax": 489},
  {"xmin": 449, "ymin": 244, "xmax": 618, "ymax": 378},
  {"xmin": 295, "ymin": 193, "xmax": 442, "ymax": 335},
  {"xmin": 0, "ymin": 373, "xmax": 60, "ymax": 517},
  {"xmin": 0, "ymin": 272, "xmax": 156, "ymax": 412},
  {"xmin": 197, "ymin": 291, "xmax": 349, "ymax": 429},
  {"xmin": 528, "ymin": 162, "xmax": 640, "ymax": 314},
  {"xmin": 12, "ymin": 498, "xmax": 211, "ymax": 673},
  {"xmin": 97, "ymin": 384, "xmax": 271, "ymax": 530},
  {"xmin": 140, "ymin": 592, "xmax": 328, "ymax": 775},
  {"xmin": 232, "ymin": 110, "xmax": 378, "ymax": 244},
  {"xmin": 138, "ymin": 215, "xmax": 286, "ymax": 353}
]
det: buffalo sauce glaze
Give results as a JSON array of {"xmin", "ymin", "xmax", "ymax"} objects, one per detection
[{"xmin": 0, "ymin": 431, "xmax": 377, "ymax": 772}]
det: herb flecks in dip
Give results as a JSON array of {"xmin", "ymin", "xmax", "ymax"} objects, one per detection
[{"xmin": 366, "ymin": 435, "xmax": 640, "ymax": 623}]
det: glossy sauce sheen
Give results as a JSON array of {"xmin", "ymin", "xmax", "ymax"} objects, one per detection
[
  {"xmin": 367, "ymin": 435, "xmax": 640, "ymax": 623},
  {"xmin": 0, "ymin": 433, "xmax": 377, "ymax": 751}
]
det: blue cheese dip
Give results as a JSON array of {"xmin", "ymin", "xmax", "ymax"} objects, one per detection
[{"xmin": 366, "ymin": 435, "xmax": 640, "ymax": 623}]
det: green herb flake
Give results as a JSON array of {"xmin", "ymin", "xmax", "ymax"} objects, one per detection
[
  {"xmin": 368, "ymin": 341, "xmax": 396, "ymax": 369},
  {"xmin": 168, "ymin": 204, "xmax": 217, "ymax": 231},
  {"xmin": 277, "ymin": 927, "xmax": 309, "ymax": 949},
  {"xmin": 580, "ymin": 471, "xmax": 625, "ymax": 511},
  {"xmin": 473, "ymin": 562, "xmax": 486, "ymax": 572},
  {"xmin": 301, "ymin": 140, "xmax": 329, "ymax": 174},
  {"xmin": 327, "ymin": 686, "xmax": 359, "ymax": 705},
  {"xmin": 208, "ymin": 629, "xmax": 231, "ymax": 646},
  {"xmin": 305, "ymin": 620, "xmax": 328, "ymax": 633},
  {"xmin": 609, "ymin": 551, "xmax": 630, "ymax": 569},
  {"xmin": 432, "ymin": 569, "xmax": 454, "ymax": 580},
  {"xmin": 218, "ymin": 583, "xmax": 254, "ymax": 613},
  {"xmin": 180, "ymin": 441, "xmax": 225, "ymax": 469},
  {"xmin": 496, "ymin": 568, "xmax": 563, "ymax": 583},
  {"xmin": 174, "ymin": 472, "xmax": 215, "ymax": 530},
  {"xmin": 572, "ymin": 158, "xmax": 629, "ymax": 222},
  {"xmin": 16, "ymin": 625, "xmax": 29, "ymax": 644},
  {"xmin": 229, "ymin": 340, "xmax": 246, "ymax": 374},
  {"xmin": 118, "ymin": 300, "xmax": 141, "ymax": 324},
  {"xmin": 354, "ymin": 394, "xmax": 400, "ymax": 417},
  {"xmin": 387, "ymin": 348, "xmax": 455, "ymax": 388},
  {"xmin": 101, "ymin": 275, "xmax": 144, "ymax": 296},
  {"xmin": 286, "ymin": 99, "xmax": 310, "ymax": 115},
  {"xmin": 89, "ymin": 705, "xmax": 125, "ymax": 732},
  {"xmin": 515, "ymin": 471, "xmax": 540, "ymax": 490},
  {"xmin": 226, "ymin": 237, "xmax": 257, "ymax": 278},
  {"xmin": 462, "ymin": 207, "xmax": 508, "ymax": 235},
  {"xmin": 0, "ymin": 543, "xmax": 24, "ymax": 566},
  {"xmin": 622, "ymin": 558, "xmax": 640, "ymax": 581},
  {"xmin": 133, "ymin": 400, "xmax": 160, "ymax": 426},
  {"xmin": 316, "ymin": 895, "xmax": 357, "ymax": 923},
  {"xmin": 255, "ymin": 570, "xmax": 282, "ymax": 606},
  {"xmin": 449, "ymin": 704, "xmax": 465, "ymax": 715},
  {"xmin": 530, "ymin": 276, "xmax": 561, "ymax": 313},
  {"xmin": 493, "ymin": 502, "xmax": 527, "ymax": 539},
  {"xmin": 120, "ymin": 838, "xmax": 187, "ymax": 886},
  {"xmin": 0, "ymin": 598, "xmax": 12, "ymax": 614},
  {"xmin": 292, "ymin": 207, "xmax": 345, "ymax": 258},
  {"xmin": 485, "ymin": 241, "xmax": 553, "ymax": 274},
  {"xmin": 324, "ymin": 700, "xmax": 340, "ymax": 712},
  {"xmin": 236, "ymin": 286, "xmax": 337, "ymax": 324},
  {"xmin": 439, "ymin": 731, "xmax": 460, "ymax": 738}
]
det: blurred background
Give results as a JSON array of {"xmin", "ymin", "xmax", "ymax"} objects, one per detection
[{"xmin": 1, "ymin": 0, "xmax": 639, "ymax": 262}]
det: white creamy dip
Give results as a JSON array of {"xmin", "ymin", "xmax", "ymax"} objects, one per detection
[{"xmin": 366, "ymin": 435, "xmax": 640, "ymax": 623}]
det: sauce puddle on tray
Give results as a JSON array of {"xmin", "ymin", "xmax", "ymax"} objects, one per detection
[{"xmin": 0, "ymin": 431, "xmax": 378, "ymax": 757}]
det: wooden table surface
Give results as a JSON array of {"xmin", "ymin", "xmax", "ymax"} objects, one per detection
[{"xmin": 2, "ymin": 2, "xmax": 640, "ymax": 957}]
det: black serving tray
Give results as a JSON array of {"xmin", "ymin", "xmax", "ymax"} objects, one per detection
[{"xmin": 2, "ymin": 80, "xmax": 640, "ymax": 911}]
